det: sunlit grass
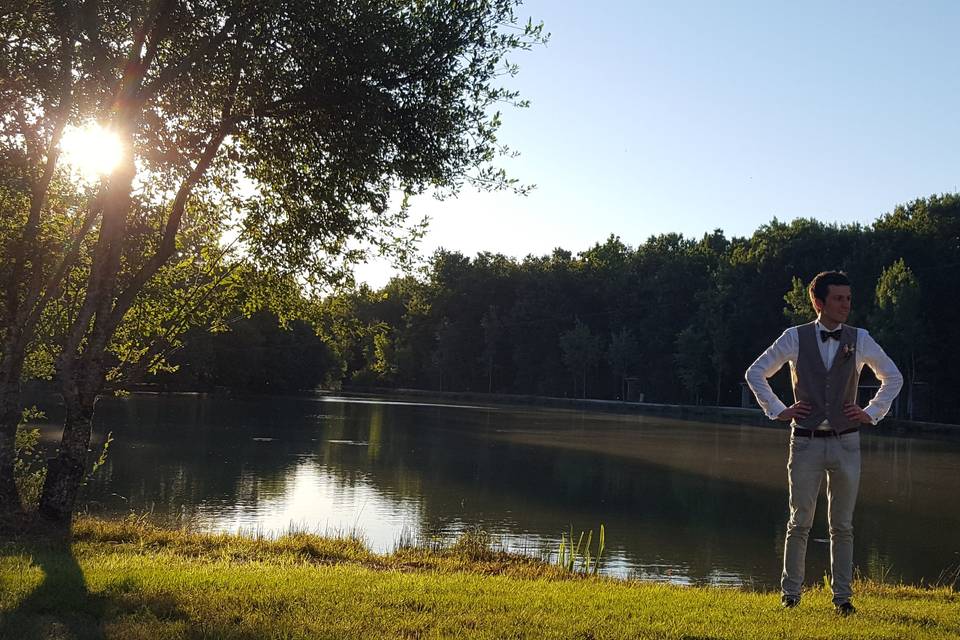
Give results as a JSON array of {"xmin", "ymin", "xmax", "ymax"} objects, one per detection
[
  {"xmin": 65, "ymin": 516, "xmax": 567, "ymax": 579},
  {"xmin": 1, "ymin": 516, "xmax": 957, "ymax": 639}
]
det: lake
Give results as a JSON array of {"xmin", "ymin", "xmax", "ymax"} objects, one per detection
[{"xmin": 36, "ymin": 393, "xmax": 960, "ymax": 589}]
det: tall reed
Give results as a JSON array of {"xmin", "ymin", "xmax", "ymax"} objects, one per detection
[{"xmin": 556, "ymin": 524, "xmax": 605, "ymax": 575}]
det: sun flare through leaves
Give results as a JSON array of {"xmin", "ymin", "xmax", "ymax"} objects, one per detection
[{"xmin": 58, "ymin": 122, "xmax": 124, "ymax": 182}]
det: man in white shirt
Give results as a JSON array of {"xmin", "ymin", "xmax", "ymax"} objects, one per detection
[{"xmin": 745, "ymin": 271, "xmax": 903, "ymax": 616}]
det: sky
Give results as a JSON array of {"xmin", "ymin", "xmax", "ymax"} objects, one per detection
[{"xmin": 355, "ymin": 0, "xmax": 960, "ymax": 286}]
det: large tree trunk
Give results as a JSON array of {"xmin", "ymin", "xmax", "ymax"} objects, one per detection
[
  {"xmin": 37, "ymin": 383, "xmax": 96, "ymax": 526},
  {"xmin": 0, "ymin": 332, "xmax": 30, "ymax": 516},
  {"xmin": 0, "ymin": 381, "xmax": 24, "ymax": 515},
  {"xmin": 35, "ymin": 123, "xmax": 137, "ymax": 528}
]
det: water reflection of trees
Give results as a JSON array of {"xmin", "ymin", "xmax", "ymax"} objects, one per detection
[
  {"xmin": 83, "ymin": 395, "xmax": 352, "ymax": 515},
  {"xmin": 80, "ymin": 395, "xmax": 960, "ymax": 587}
]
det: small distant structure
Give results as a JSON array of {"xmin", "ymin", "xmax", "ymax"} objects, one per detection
[
  {"xmin": 858, "ymin": 382, "xmax": 928, "ymax": 421},
  {"xmin": 624, "ymin": 377, "xmax": 645, "ymax": 403}
]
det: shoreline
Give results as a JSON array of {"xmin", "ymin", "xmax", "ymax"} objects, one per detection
[
  {"xmin": 328, "ymin": 386, "xmax": 960, "ymax": 439},
  {"xmin": 21, "ymin": 379, "xmax": 960, "ymax": 439}
]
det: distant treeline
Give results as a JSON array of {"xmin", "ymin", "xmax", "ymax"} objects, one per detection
[{"xmin": 160, "ymin": 194, "xmax": 960, "ymax": 423}]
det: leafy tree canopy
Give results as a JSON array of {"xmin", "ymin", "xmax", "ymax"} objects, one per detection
[{"xmin": 0, "ymin": 0, "xmax": 547, "ymax": 521}]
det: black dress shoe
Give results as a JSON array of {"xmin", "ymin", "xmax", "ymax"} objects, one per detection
[
  {"xmin": 835, "ymin": 601, "xmax": 856, "ymax": 616},
  {"xmin": 781, "ymin": 595, "xmax": 800, "ymax": 609}
]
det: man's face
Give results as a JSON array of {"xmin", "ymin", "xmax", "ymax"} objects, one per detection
[{"xmin": 815, "ymin": 284, "xmax": 852, "ymax": 326}]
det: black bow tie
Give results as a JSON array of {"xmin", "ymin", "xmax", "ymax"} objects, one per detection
[{"xmin": 820, "ymin": 328, "xmax": 843, "ymax": 342}]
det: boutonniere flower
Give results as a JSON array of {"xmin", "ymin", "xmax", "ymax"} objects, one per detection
[{"xmin": 842, "ymin": 343, "xmax": 855, "ymax": 360}]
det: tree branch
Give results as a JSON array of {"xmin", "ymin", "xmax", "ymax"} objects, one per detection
[
  {"xmin": 22, "ymin": 201, "xmax": 103, "ymax": 331},
  {"xmin": 140, "ymin": 14, "xmax": 238, "ymax": 103},
  {"xmin": 107, "ymin": 116, "xmax": 237, "ymax": 335},
  {"xmin": 105, "ymin": 253, "xmax": 243, "ymax": 390},
  {"xmin": 110, "ymin": 0, "xmax": 171, "ymax": 113},
  {"xmin": 140, "ymin": 0, "xmax": 176, "ymax": 73},
  {"xmin": 4, "ymin": 0, "xmax": 76, "ymax": 333}
]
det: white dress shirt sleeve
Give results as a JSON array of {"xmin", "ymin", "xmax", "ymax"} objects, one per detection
[
  {"xmin": 744, "ymin": 329, "xmax": 798, "ymax": 420},
  {"xmin": 856, "ymin": 329, "xmax": 904, "ymax": 424}
]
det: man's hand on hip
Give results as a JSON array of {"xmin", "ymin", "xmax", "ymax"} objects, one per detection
[
  {"xmin": 777, "ymin": 401, "xmax": 811, "ymax": 421},
  {"xmin": 843, "ymin": 402, "xmax": 874, "ymax": 424}
]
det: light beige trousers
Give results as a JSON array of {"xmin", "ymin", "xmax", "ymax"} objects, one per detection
[{"xmin": 782, "ymin": 430, "xmax": 861, "ymax": 604}]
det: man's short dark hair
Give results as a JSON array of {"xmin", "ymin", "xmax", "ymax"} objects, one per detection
[{"xmin": 808, "ymin": 271, "xmax": 851, "ymax": 306}]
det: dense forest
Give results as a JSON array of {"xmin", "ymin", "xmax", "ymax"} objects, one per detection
[{"xmin": 159, "ymin": 194, "xmax": 960, "ymax": 423}]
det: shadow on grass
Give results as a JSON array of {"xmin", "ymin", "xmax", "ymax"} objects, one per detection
[
  {"xmin": 0, "ymin": 534, "xmax": 107, "ymax": 640},
  {"xmin": 0, "ymin": 524, "xmax": 190, "ymax": 640}
]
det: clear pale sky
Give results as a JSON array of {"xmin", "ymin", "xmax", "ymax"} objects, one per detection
[{"xmin": 356, "ymin": 0, "xmax": 960, "ymax": 286}]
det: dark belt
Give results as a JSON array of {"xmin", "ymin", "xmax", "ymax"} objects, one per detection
[{"xmin": 792, "ymin": 427, "xmax": 859, "ymax": 438}]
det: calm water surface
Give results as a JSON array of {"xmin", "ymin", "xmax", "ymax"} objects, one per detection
[{"xmin": 41, "ymin": 394, "xmax": 960, "ymax": 589}]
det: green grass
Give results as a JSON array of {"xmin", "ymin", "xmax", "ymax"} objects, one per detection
[{"xmin": 1, "ymin": 517, "xmax": 957, "ymax": 639}]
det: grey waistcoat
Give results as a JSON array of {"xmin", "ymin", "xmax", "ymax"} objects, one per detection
[{"xmin": 791, "ymin": 322, "xmax": 860, "ymax": 431}]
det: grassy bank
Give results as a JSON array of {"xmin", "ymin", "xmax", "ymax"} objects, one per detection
[{"xmin": 1, "ymin": 518, "xmax": 957, "ymax": 639}]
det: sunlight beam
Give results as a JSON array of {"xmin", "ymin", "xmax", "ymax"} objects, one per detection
[{"xmin": 59, "ymin": 123, "xmax": 124, "ymax": 182}]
